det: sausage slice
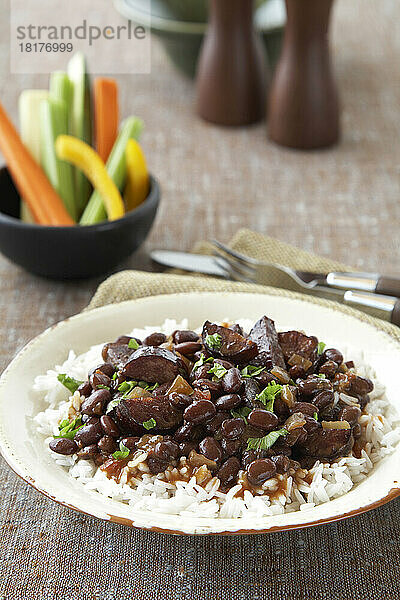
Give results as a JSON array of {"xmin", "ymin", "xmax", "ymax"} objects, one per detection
[
  {"xmin": 202, "ymin": 321, "xmax": 258, "ymax": 364},
  {"xmin": 278, "ymin": 330, "xmax": 318, "ymax": 362},
  {"xmin": 249, "ymin": 316, "xmax": 286, "ymax": 369},
  {"xmin": 110, "ymin": 395, "xmax": 181, "ymax": 433},
  {"xmin": 121, "ymin": 346, "xmax": 186, "ymax": 383},
  {"xmin": 296, "ymin": 427, "xmax": 354, "ymax": 461}
]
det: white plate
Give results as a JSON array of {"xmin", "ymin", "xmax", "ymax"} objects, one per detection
[{"xmin": 0, "ymin": 292, "xmax": 399, "ymax": 535}]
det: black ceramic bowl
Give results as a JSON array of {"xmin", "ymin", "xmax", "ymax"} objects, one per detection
[{"xmin": 0, "ymin": 167, "xmax": 160, "ymax": 279}]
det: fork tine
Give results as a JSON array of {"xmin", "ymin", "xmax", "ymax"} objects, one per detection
[
  {"xmin": 212, "ymin": 248, "xmax": 256, "ymax": 279},
  {"xmin": 212, "ymin": 244, "xmax": 256, "ymax": 276},
  {"xmin": 212, "ymin": 240, "xmax": 259, "ymax": 267},
  {"xmin": 211, "ymin": 257, "xmax": 233, "ymax": 280},
  {"xmin": 213, "ymin": 256, "xmax": 256, "ymax": 284}
]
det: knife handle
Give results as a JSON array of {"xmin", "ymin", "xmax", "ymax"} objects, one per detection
[
  {"xmin": 344, "ymin": 290, "xmax": 400, "ymax": 327},
  {"xmin": 376, "ymin": 276, "xmax": 400, "ymax": 298}
]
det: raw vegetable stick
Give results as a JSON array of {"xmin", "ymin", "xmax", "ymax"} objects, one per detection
[
  {"xmin": 19, "ymin": 90, "xmax": 48, "ymax": 163},
  {"xmin": 55, "ymin": 135, "xmax": 125, "ymax": 221},
  {"xmin": 94, "ymin": 78, "xmax": 119, "ymax": 162},
  {"xmin": 80, "ymin": 116, "xmax": 143, "ymax": 225},
  {"xmin": 124, "ymin": 139, "xmax": 150, "ymax": 211},
  {"xmin": 40, "ymin": 98, "xmax": 77, "ymax": 221},
  {"xmin": 68, "ymin": 52, "xmax": 92, "ymax": 215},
  {"xmin": 49, "ymin": 71, "xmax": 73, "ymax": 129},
  {"xmin": 0, "ymin": 100, "xmax": 74, "ymax": 226},
  {"xmin": 18, "ymin": 89, "xmax": 49, "ymax": 223},
  {"xmin": 49, "ymin": 72, "xmax": 75, "ymax": 214}
]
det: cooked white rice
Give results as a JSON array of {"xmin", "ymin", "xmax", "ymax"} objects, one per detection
[{"xmin": 33, "ymin": 318, "xmax": 400, "ymax": 519}]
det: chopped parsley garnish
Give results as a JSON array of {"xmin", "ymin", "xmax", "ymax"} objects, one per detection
[
  {"xmin": 316, "ymin": 374, "xmax": 326, "ymax": 379},
  {"xmin": 246, "ymin": 428, "xmax": 288, "ymax": 451},
  {"xmin": 317, "ymin": 342, "xmax": 326, "ymax": 355},
  {"xmin": 240, "ymin": 365, "xmax": 265, "ymax": 378},
  {"xmin": 97, "ymin": 384, "xmax": 110, "ymax": 390},
  {"xmin": 255, "ymin": 382, "xmax": 283, "ymax": 412},
  {"xmin": 112, "ymin": 372, "xmax": 117, "ymax": 380},
  {"xmin": 313, "ymin": 412, "xmax": 318, "ymax": 421},
  {"xmin": 264, "ymin": 398, "xmax": 275, "ymax": 412},
  {"xmin": 117, "ymin": 380, "xmax": 158, "ymax": 398},
  {"xmin": 54, "ymin": 416, "xmax": 84, "ymax": 440},
  {"xmin": 192, "ymin": 353, "xmax": 213, "ymax": 371},
  {"xmin": 231, "ymin": 406, "xmax": 252, "ymax": 423},
  {"xmin": 57, "ymin": 374, "xmax": 83, "ymax": 394},
  {"xmin": 128, "ymin": 338, "xmax": 140, "ymax": 350},
  {"xmin": 143, "ymin": 418, "xmax": 156, "ymax": 430},
  {"xmin": 138, "ymin": 381, "xmax": 159, "ymax": 392},
  {"xmin": 207, "ymin": 363, "xmax": 228, "ymax": 380},
  {"xmin": 118, "ymin": 380, "xmax": 137, "ymax": 396},
  {"xmin": 205, "ymin": 333, "xmax": 222, "ymax": 350},
  {"xmin": 112, "ymin": 441, "xmax": 130, "ymax": 460}
]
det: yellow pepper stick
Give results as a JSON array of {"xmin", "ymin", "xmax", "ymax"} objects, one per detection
[
  {"xmin": 124, "ymin": 139, "xmax": 150, "ymax": 211},
  {"xmin": 55, "ymin": 135, "xmax": 125, "ymax": 221}
]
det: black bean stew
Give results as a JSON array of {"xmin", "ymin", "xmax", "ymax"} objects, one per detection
[{"xmin": 50, "ymin": 316, "xmax": 373, "ymax": 492}]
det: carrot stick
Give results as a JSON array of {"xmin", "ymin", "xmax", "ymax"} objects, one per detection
[
  {"xmin": 94, "ymin": 78, "xmax": 119, "ymax": 163},
  {"xmin": 0, "ymin": 101, "xmax": 74, "ymax": 226}
]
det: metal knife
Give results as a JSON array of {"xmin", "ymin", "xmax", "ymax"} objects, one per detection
[
  {"xmin": 326, "ymin": 272, "xmax": 400, "ymax": 298},
  {"xmin": 151, "ymin": 250, "xmax": 400, "ymax": 297},
  {"xmin": 151, "ymin": 250, "xmax": 226, "ymax": 277},
  {"xmin": 151, "ymin": 250, "xmax": 400, "ymax": 326},
  {"xmin": 344, "ymin": 290, "xmax": 400, "ymax": 327}
]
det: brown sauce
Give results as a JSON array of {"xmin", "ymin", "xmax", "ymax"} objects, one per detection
[
  {"xmin": 352, "ymin": 438, "xmax": 368, "ymax": 459},
  {"xmin": 268, "ymin": 478, "xmax": 290, "ymax": 503},
  {"xmin": 102, "ymin": 444, "xmax": 304, "ymax": 505},
  {"xmin": 100, "ymin": 458, "xmax": 129, "ymax": 481}
]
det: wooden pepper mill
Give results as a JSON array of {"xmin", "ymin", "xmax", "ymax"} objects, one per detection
[
  {"xmin": 268, "ymin": 0, "xmax": 340, "ymax": 149},
  {"xmin": 196, "ymin": 0, "xmax": 267, "ymax": 126}
]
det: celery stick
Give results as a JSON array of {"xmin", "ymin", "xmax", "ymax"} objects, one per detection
[
  {"xmin": 68, "ymin": 52, "xmax": 92, "ymax": 216},
  {"xmin": 19, "ymin": 90, "xmax": 48, "ymax": 161},
  {"xmin": 49, "ymin": 71, "xmax": 73, "ymax": 130},
  {"xmin": 80, "ymin": 116, "xmax": 144, "ymax": 225},
  {"xmin": 40, "ymin": 98, "xmax": 77, "ymax": 221},
  {"xmin": 18, "ymin": 89, "xmax": 49, "ymax": 222}
]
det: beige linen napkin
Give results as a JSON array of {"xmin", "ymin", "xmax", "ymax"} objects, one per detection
[{"xmin": 88, "ymin": 229, "xmax": 400, "ymax": 343}]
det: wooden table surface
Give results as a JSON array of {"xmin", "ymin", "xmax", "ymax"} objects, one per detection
[{"xmin": 0, "ymin": 0, "xmax": 399, "ymax": 469}]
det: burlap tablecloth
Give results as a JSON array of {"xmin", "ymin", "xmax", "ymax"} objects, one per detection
[{"xmin": 3, "ymin": 231, "xmax": 397, "ymax": 600}]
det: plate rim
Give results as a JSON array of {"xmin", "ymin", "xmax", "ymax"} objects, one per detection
[{"xmin": 1, "ymin": 291, "xmax": 399, "ymax": 535}]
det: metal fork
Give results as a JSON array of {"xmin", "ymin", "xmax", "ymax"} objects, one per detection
[
  {"xmin": 211, "ymin": 240, "xmax": 400, "ymax": 324},
  {"xmin": 211, "ymin": 240, "xmax": 344, "ymax": 297}
]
